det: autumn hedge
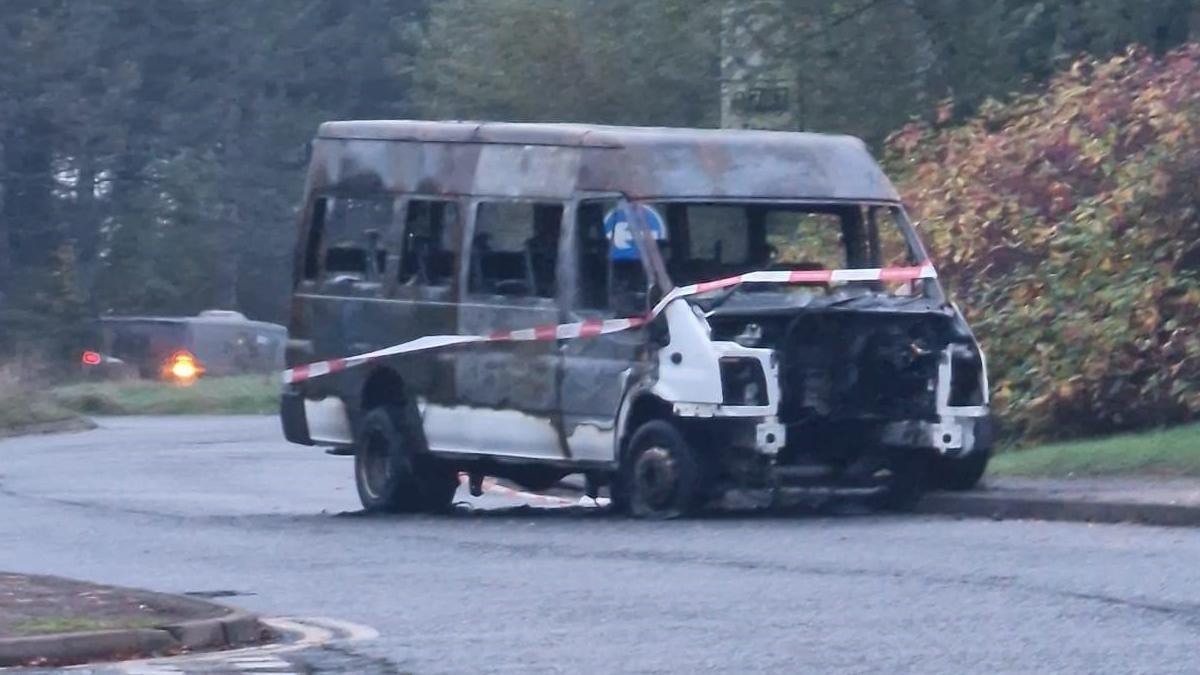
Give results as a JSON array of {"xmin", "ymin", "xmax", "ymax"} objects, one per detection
[{"xmin": 887, "ymin": 45, "xmax": 1200, "ymax": 443}]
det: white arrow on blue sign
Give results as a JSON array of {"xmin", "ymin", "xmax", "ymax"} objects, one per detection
[{"xmin": 603, "ymin": 204, "xmax": 666, "ymax": 260}]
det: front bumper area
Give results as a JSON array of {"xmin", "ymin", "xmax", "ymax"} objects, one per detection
[
  {"xmin": 280, "ymin": 387, "xmax": 314, "ymax": 445},
  {"xmin": 881, "ymin": 413, "xmax": 992, "ymax": 457},
  {"xmin": 280, "ymin": 387, "xmax": 356, "ymax": 447}
]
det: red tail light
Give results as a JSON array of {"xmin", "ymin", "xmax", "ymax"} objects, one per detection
[{"xmin": 81, "ymin": 351, "xmax": 102, "ymax": 366}]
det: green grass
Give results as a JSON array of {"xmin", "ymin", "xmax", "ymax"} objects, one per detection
[
  {"xmin": 0, "ymin": 390, "xmax": 78, "ymax": 436},
  {"xmin": 51, "ymin": 375, "xmax": 280, "ymax": 416},
  {"xmin": 990, "ymin": 423, "xmax": 1200, "ymax": 478},
  {"xmin": 10, "ymin": 617, "xmax": 159, "ymax": 636},
  {"xmin": 0, "ymin": 364, "xmax": 80, "ymax": 436}
]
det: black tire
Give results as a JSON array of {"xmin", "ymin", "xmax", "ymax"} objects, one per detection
[
  {"xmin": 621, "ymin": 420, "xmax": 706, "ymax": 519},
  {"xmin": 607, "ymin": 475, "xmax": 629, "ymax": 514},
  {"xmin": 930, "ymin": 450, "xmax": 991, "ymax": 491},
  {"xmin": 867, "ymin": 452, "xmax": 929, "ymax": 512},
  {"xmin": 929, "ymin": 417, "xmax": 995, "ymax": 491},
  {"xmin": 354, "ymin": 404, "xmax": 459, "ymax": 513}
]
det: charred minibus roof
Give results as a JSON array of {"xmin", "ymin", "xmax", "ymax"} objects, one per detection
[{"xmin": 311, "ymin": 120, "xmax": 901, "ymax": 203}]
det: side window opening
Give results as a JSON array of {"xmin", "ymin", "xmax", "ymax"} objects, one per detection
[
  {"xmin": 576, "ymin": 201, "xmax": 610, "ymax": 309},
  {"xmin": 470, "ymin": 201, "xmax": 562, "ymax": 299},
  {"xmin": 764, "ymin": 210, "xmax": 849, "ymax": 271},
  {"xmin": 868, "ymin": 205, "xmax": 921, "ymax": 295},
  {"xmin": 303, "ymin": 198, "xmax": 328, "ymax": 280},
  {"xmin": 868, "ymin": 206, "xmax": 917, "ymax": 268},
  {"xmin": 319, "ymin": 195, "xmax": 394, "ymax": 282},
  {"xmin": 401, "ymin": 200, "xmax": 459, "ymax": 287},
  {"xmin": 653, "ymin": 202, "xmax": 895, "ymax": 287},
  {"xmin": 575, "ymin": 199, "xmax": 650, "ymax": 315},
  {"xmin": 668, "ymin": 205, "xmax": 751, "ymax": 282},
  {"xmin": 658, "ymin": 202, "xmax": 852, "ymax": 285}
]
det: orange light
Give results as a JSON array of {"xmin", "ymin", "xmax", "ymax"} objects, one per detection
[
  {"xmin": 164, "ymin": 351, "xmax": 203, "ymax": 384},
  {"xmin": 82, "ymin": 351, "xmax": 102, "ymax": 366}
]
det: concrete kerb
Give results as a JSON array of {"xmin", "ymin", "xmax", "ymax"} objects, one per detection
[
  {"xmin": 0, "ymin": 417, "xmax": 97, "ymax": 441},
  {"xmin": 560, "ymin": 473, "xmax": 1200, "ymax": 528},
  {"xmin": 0, "ymin": 599, "xmax": 270, "ymax": 668},
  {"xmin": 0, "ymin": 628, "xmax": 178, "ymax": 668},
  {"xmin": 919, "ymin": 491, "xmax": 1200, "ymax": 528},
  {"xmin": 160, "ymin": 608, "xmax": 268, "ymax": 651}
]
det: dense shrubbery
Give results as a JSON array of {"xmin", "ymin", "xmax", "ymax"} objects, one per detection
[{"xmin": 887, "ymin": 46, "xmax": 1200, "ymax": 442}]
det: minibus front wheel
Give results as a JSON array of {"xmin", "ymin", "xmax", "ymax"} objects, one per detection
[{"xmin": 621, "ymin": 420, "xmax": 708, "ymax": 519}]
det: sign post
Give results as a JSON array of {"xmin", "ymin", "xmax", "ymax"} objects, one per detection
[{"xmin": 720, "ymin": 0, "xmax": 800, "ymax": 131}]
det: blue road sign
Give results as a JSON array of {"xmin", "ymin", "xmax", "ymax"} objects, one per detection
[{"xmin": 603, "ymin": 204, "xmax": 666, "ymax": 260}]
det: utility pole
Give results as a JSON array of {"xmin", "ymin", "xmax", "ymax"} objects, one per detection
[
  {"xmin": 0, "ymin": 138, "xmax": 9, "ymax": 301},
  {"xmin": 720, "ymin": 0, "xmax": 800, "ymax": 130}
]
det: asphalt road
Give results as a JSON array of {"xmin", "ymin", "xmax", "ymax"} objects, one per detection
[{"xmin": 2, "ymin": 416, "xmax": 1199, "ymax": 674}]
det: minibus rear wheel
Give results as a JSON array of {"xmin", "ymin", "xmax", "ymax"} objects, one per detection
[{"xmin": 355, "ymin": 404, "xmax": 458, "ymax": 513}]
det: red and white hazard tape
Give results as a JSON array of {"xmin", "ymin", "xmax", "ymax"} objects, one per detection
[
  {"xmin": 283, "ymin": 317, "xmax": 646, "ymax": 384},
  {"xmin": 283, "ymin": 264, "xmax": 937, "ymax": 384}
]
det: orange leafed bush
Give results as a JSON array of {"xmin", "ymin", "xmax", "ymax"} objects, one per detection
[{"xmin": 887, "ymin": 45, "xmax": 1200, "ymax": 442}]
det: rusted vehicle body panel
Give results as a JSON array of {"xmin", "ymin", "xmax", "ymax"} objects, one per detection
[
  {"xmin": 313, "ymin": 121, "xmax": 900, "ymax": 202},
  {"xmin": 282, "ymin": 121, "xmax": 991, "ymax": 515}
]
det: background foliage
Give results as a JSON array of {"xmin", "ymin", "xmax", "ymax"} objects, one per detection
[
  {"xmin": 2, "ymin": 0, "xmax": 1199, "ymax": 443},
  {"xmin": 888, "ymin": 46, "xmax": 1200, "ymax": 440},
  {"xmin": 0, "ymin": 0, "xmax": 425, "ymax": 355}
]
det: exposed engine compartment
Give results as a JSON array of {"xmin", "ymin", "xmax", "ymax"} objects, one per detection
[{"xmin": 705, "ymin": 292, "xmax": 985, "ymax": 466}]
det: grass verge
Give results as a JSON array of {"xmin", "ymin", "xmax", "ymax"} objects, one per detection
[
  {"xmin": 0, "ymin": 391, "xmax": 78, "ymax": 437},
  {"xmin": 9, "ymin": 617, "xmax": 159, "ymax": 636},
  {"xmin": 51, "ymin": 375, "xmax": 279, "ymax": 416},
  {"xmin": 0, "ymin": 364, "xmax": 81, "ymax": 437},
  {"xmin": 990, "ymin": 423, "xmax": 1200, "ymax": 478}
]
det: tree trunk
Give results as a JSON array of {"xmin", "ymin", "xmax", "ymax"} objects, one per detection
[
  {"xmin": 4, "ymin": 118, "xmax": 58, "ymax": 272},
  {"xmin": 71, "ymin": 154, "xmax": 99, "ymax": 312},
  {"xmin": 903, "ymin": 0, "xmax": 945, "ymax": 108},
  {"xmin": 214, "ymin": 199, "xmax": 241, "ymax": 311},
  {"xmin": 0, "ymin": 137, "xmax": 11, "ymax": 299}
]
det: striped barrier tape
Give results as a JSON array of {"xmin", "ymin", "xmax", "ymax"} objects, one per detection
[{"xmin": 282, "ymin": 263, "xmax": 937, "ymax": 384}]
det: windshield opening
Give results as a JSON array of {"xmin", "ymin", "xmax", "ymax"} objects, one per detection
[{"xmin": 637, "ymin": 201, "xmax": 925, "ymax": 298}]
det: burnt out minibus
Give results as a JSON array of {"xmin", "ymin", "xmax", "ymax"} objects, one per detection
[{"xmin": 281, "ymin": 121, "xmax": 992, "ymax": 517}]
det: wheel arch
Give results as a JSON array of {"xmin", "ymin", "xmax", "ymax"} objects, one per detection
[
  {"xmin": 615, "ymin": 389, "xmax": 674, "ymax": 463},
  {"xmin": 358, "ymin": 366, "xmax": 432, "ymax": 454},
  {"xmin": 361, "ymin": 367, "xmax": 409, "ymax": 412}
]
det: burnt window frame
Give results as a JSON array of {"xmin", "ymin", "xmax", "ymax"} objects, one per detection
[
  {"xmin": 634, "ymin": 198, "xmax": 929, "ymax": 290},
  {"xmin": 302, "ymin": 197, "xmax": 328, "ymax": 281},
  {"xmin": 396, "ymin": 196, "xmax": 464, "ymax": 290},
  {"xmin": 303, "ymin": 192, "xmax": 399, "ymax": 285},
  {"xmin": 866, "ymin": 204, "xmax": 921, "ymax": 268},
  {"xmin": 567, "ymin": 196, "xmax": 657, "ymax": 317},
  {"xmin": 462, "ymin": 197, "xmax": 566, "ymax": 304}
]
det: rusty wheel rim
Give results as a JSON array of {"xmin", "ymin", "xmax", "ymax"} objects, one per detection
[
  {"xmin": 634, "ymin": 446, "xmax": 678, "ymax": 510},
  {"xmin": 360, "ymin": 426, "xmax": 393, "ymax": 500}
]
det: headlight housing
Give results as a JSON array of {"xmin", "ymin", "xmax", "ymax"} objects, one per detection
[{"xmin": 720, "ymin": 357, "xmax": 768, "ymax": 406}]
